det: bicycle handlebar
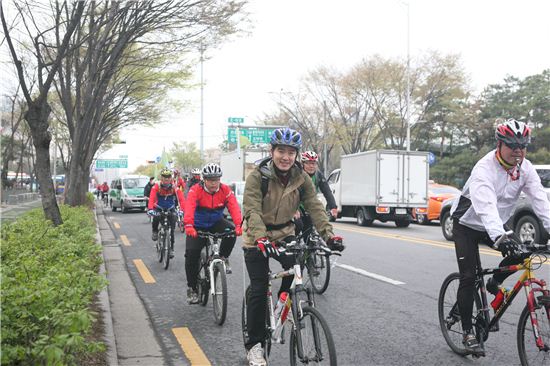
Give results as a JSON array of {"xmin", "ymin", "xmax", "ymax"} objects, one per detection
[
  {"xmin": 492, "ymin": 230, "xmax": 515, "ymax": 250},
  {"xmin": 196, "ymin": 230, "xmax": 236, "ymax": 239}
]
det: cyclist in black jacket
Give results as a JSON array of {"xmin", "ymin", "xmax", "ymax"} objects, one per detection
[
  {"xmin": 295, "ymin": 150, "xmax": 338, "ymax": 244},
  {"xmin": 143, "ymin": 177, "xmax": 155, "ymax": 198}
]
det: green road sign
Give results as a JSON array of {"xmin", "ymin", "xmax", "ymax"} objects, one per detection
[
  {"xmin": 96, "ymin": 159, "xmax": 128, "ymax": 169},
  {"xmin": 228, "ymin": 117, "xmax": 244, "ymax": 123},
  {"xmin": 227, "ymin": 127, "xmax": 276, "ymax": 144}
]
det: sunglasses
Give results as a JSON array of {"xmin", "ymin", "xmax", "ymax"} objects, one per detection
[{"xmin": 505, "ymin": 142, "xmax": 528, "ymax": 150}]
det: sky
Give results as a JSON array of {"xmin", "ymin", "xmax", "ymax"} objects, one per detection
[{"xmin": 2, "ymin": 0, "xmax": 549, "ymax": 172}]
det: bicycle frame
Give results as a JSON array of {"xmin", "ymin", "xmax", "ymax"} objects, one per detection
[
  {"xmin": 265, "ymin": 245, "xmax": 316, "ymax": 361},
  {"xmin": 206, "ymin": 238, "xmax": 225, "ymax": 296},
  {"xmin": 474, "ymin": 249, "xmax": 549, "ymax": 350}
]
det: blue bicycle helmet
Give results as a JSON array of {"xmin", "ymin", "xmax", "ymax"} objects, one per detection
[{"xmin": 270, "ymin": 127, "xmax": 302, "ymax": 150}]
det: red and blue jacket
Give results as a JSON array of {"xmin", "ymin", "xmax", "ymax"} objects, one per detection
[
  {"xmin": 148, "ymin": 183, "xmax": 185, "ymax": 210},
  {"xmin": 184, "ymin": 182, "xmax": 242, "ymax": 229}
]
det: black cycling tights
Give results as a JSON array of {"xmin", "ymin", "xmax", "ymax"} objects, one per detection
[{"xmin": 453, "ymin": 219, "xmax": 522, "ymax": 331}]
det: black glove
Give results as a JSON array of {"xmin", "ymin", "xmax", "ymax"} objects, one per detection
[
  {"xmin": 498, "ymin": 238, "xmax": 521, "ymax": 258},
  {"xmin": 327, "ymin": 236, "xmax": 345, "ymax": 252}
]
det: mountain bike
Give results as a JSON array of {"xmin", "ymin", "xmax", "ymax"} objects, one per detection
[
  {"xmin": 438, "ymin": 232, "xmax": 550, "ymax": 365},
  {"xmin": 299, "ymin": 227, "xmax": 341, "ymax": 294},
  {"xmin": 152, "ymin": 205, "xmax": 175, "ymax": 270},
  {"xmin": 196, "ymin": 229, "xmax": 235, "ymax": 325},
  {"xmin": 241, "ymin": 239, "xmax": 337, "ymax": 365}
]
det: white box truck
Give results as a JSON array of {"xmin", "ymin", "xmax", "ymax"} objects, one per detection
[{"xmin": 327, "ymin": 150, "xmax": 429, "ymax": 227}]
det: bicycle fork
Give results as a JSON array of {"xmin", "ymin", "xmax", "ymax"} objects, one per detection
[
  {"xmin": 524, "ymin": 277, "xmax": 550, "ymax": 351},
  {"xmin": 208, "ymin": 258, "xmax": 225, "ymax": 296}
]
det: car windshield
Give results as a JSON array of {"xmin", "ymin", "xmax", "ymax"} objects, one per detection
[
  {"xmin": 536, "ymin": 168, "xmax": 550, "ymax": 188},
  {"xmin": 123, "ymin": 178, "xmax": 148, "ymax": 189},
  {"xmin": 430, "ymin": 186, "xmax": 461, "ymax": 195}
]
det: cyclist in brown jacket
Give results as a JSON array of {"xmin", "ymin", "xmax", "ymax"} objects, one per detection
[{"xmin": 242, "ymin": 127, "xmax": 344, "ymax": 366}]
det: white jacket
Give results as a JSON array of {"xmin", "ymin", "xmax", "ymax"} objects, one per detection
[{"xmin": 450, "ymin": 150, "xmax": 550, "ymax": 241}]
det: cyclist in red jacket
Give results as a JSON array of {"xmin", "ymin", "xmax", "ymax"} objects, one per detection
[
  {"xmin": 183, "ymin": 163, "xmax": 242, "ymax": 304},
  {"xmin": 148, "ymin": 168, "xmax": 185, "ymax": 258}
]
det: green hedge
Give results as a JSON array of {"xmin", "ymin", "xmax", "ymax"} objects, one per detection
[{"xmin": 1, "ymin": 205, "xmax": 107, "ymax": 365}]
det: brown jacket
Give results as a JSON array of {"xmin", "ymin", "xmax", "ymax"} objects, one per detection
[{"xmin": 242, "ymin": 159, "xmax": 334, "ymax": 248}]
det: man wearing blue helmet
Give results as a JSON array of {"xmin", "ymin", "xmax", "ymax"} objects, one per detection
[{"xmin": 242, "ymin": 127, "xmax": 344, "ymax": 366}]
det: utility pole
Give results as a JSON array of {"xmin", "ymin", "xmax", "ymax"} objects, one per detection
[
  {"xmin": 200, "ymin": 43, "xmax": 205, "ymax": 160},
  {"xmin": 323, "ymin": 100, "xmax": 328, "ymax": 175},
  {"xmin": 404, "ymin": 2, "xmax": 411, "ymax": 151}
]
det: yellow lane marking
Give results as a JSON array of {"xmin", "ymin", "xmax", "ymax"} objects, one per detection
[
  {"xmin": 120, "ymin": 235, "xmax": 131, "ymax": 246},
  {"xmin": 332, "ymin": 223, "xmax": 502, "ymax": 258},
  {"xmin": 133, "ymin": 259, "xmax": 156, "ymax": 283},
  {"xmin": 114, "ymin": 222, "xmax": 120, "ymax": 229},
  {"xmin": 172, "ymin": 327, "xmax": 211, "ymax": 366}
]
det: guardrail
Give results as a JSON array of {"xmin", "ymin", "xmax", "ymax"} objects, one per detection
[{"xmin": 4, "ymin": 192, "xmax": 40, "ymax": 205}]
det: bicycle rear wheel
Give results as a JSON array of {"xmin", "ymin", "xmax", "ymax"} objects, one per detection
[
  {"xmin": 212, "ymin": 261, "xmax": 228, "ymax": 325},
  {"xmin": 289, "ymin": 306, "xmax": 336, "ymax": 365},
  {"xmin": 162, "ymin": 228, "xmax": 170, "ymax": 270},
  {"xmin": 197, "ymin": 249, "xmax": 209, "ymax": 306},
  {"xmin": 438, "ymin": 272, "xmax": 482, "ymax": 356},
  {"xmin": 308, "ymin": 252, "xmax": 331, "ymax": 294},
  {"xmin": 517, "ymin": 298, "xmax": 550, "ymax": 366}
]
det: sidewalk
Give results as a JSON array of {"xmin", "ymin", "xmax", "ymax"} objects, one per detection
[
  {"xmin": 0, "ymin": 199, "xmax": 43, "ymax": 222},
  {"xmin": 95, "ymin": 203, "xmax": 167, "ymax": 365}
]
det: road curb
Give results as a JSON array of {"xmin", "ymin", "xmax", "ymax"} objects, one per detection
[{"xmin": 94, "ymin": 207, "xmax": 119, "ymax": 366}]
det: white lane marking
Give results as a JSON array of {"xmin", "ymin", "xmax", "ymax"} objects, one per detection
[{"xmin": 335, "ymin": 263, "xmax": 406, "ymax": 285}]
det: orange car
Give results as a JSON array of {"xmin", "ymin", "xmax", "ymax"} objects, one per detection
[{"xmin": 414, "ymin": 183, "xmax": 461, "ymax": 225}]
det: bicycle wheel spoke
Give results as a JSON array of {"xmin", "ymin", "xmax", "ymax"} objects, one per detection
[{"xmin": 291, "ymin": 307, "xmax": 336, "ymax": 365}]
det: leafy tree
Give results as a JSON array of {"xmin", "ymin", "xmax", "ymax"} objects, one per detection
[{"xmin": 170, "ymin": 142, "xmax": 203, "ymax": 174}]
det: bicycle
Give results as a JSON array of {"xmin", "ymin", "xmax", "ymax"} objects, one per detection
[
  {"xmin": 102, "ymin": 192, "xmax": 109, "ymax": 206},
  {"xmin": 241, "ymin": 239, "xmax": 337, "ymax": 365},
  {"xmin": 196, "ymin": 229, "xmax": 235, "ymax": 325},
  {"xmin": 152, "ymin": 205, "xmax": 175, "ymax": 270},
  {"xmin": 438, "ymin": 231, "xmax": 550, "ymax": 365},
  {"xmin": 299, "ymin": 227, "xmax": 341, "ymax": 294}
]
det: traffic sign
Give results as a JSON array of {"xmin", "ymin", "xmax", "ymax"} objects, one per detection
[
  {"xmin": 227, "ymin": 127, "xmax": 276, "ymax": 144},
  {"xmin": 96, "ymin": 159, "xmax": 128, "ymax": 169},
  {"xmin": 228, "ymin": 117, "xmax": 244, "ymax": 123},
  {"xmin": 427, "ymin": 152, "xmax": 436, "ymax": 166}
]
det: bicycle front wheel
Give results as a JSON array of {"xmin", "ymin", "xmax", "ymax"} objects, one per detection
[
  {"xmin": 438, "ymin": 272, "xmax": 482, "ymax": 356},
  {"xmin": 212, "ymin": 261, "xmax": 228, "ymax": 325},
  {"xmin": 197, "ymin": 250, "xmax": 209, "ymax": 306},
  {"xmin": 162, "ymin": 228, "xmax": 171, "ymax": 270},
  {"xmin": 156, "ymin": 231, "xmax": 164, "ymax": 263},
  {"xmin": 290, "ymin": 306, "xmax": 337, "ymax": 365},
  {"xmin": 517, "ymin": 299, "xmax": 550, "ymax": 366},
  {"xmin": 308, "ymin": 253, "xmax": 331, "ymax": 294}
]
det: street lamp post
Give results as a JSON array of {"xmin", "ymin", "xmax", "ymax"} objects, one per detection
[
  {"xmin": 400, "ymin": 1, "xmax": 411, "ymax": 152},
  {"xmin": 200, "ymin": 43, "xmax": 205, "ymax": 160}
]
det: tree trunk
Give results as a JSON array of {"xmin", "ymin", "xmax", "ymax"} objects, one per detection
[
  {"xmin": 64, "ymin": 156, "xmax": 90, "ymax": 206},
  {"xmin": 25, "ymin": 100, "xmax": 62, "ymax": 225}
]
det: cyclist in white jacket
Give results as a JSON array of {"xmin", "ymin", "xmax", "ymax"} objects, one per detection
[{"xmin": 450, "ymin": 118, "xmax": 550, "ymax": 356}]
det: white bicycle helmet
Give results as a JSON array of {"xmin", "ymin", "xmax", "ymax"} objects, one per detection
[
  {"xmin": 191, "ymin": 168, "xmax": 201, "ymax": 175},
  {"xmin": 202, "ymin": 163, "xmax": 222, "ymax": 178}
]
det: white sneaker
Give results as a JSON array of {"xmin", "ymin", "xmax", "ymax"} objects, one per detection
[{"xmin": 247, "ymin": 343, "xmax": 266, "ymax": 366}]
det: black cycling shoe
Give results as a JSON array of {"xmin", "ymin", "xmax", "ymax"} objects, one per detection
[
  {"xmin": 462, "ymin": 331, "xmax": 485, "ymax": 357},
  {"xmin": 152, "ymin": 231, "xmax": 158, "ymax": 241}
]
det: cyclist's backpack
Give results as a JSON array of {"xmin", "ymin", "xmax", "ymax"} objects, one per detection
[{"xmin": 258, "ymin": 157, "xmax": 305, "ymax": 200}]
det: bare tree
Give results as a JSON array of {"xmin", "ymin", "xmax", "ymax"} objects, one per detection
[
  {"xmin": 49, "ymin": 0, "xmax": 247, "ymax": 206},
  {"xmin": 1, "ymin": 0, "xmax": 85, "ymax": 225}
]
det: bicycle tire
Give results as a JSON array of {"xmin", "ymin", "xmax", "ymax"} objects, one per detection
[
  {"xmin": 289, "ymin": 306, "xmax": 337, "ymax": 365},
  {"xmin": 198, "ymin": 250, "xmax": 209, "ymax": 306},
  {"xmin": 517, "ymin": 299, "xmax": 550, "ymax": 366},
  {"xmin": 162, "ymin": 228, "xmax": 170, "ymax": 270},
  {"xmin": 241, "ymin": 285, "xmax": 272, "ymax": 357},
  {"xmin": 308, "ymin": 252, "xmax": 331, "ymax": 294},
  {"xmin": 438, "ymin": 272, "xmax": 482, "ymax": 356},
  {"xmin": 212, "ymin": 261, "xmax": 228, "ymax": 325},
  {"xmin": 157, "ymin": 230, "xmax": 164, "ymax": 263}
]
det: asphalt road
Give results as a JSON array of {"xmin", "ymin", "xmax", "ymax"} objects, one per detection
[{"xmin": 104, "ymin": 206, "xmax": 549, "ymax": 366}]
